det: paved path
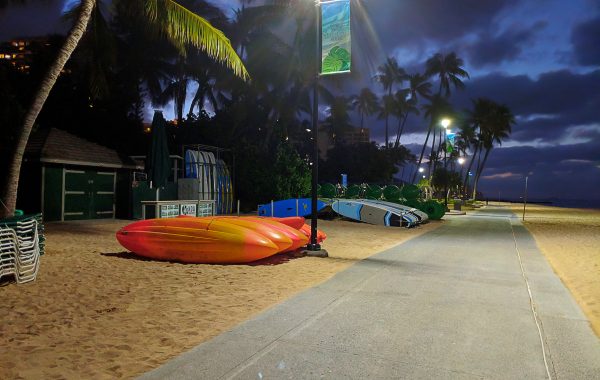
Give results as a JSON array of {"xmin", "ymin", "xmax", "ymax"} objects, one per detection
[{"xmin": 141, "ymin": 206, "xmax": 600, "ymax": 379}]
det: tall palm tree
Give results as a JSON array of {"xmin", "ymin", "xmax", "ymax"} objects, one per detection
[
  {"xmin": 471, "ymin": 102, "xmax": 515, "ymax": 199},
  {"xmin": 462, "ymin": 98, "xmax": 493, "ymax": 194},
  {"xmin": 421, "ymin": 52, "xmax": 468, "ymax": 178},
  {"xmin": 412, "ymin": 94, "xmax": 451, "ymax": 182},
  {"xmin": 0, "ymin": 0, "xmax": 249, "ymax": 218},
  {"xmin": 407, "ymin": 72, "xmax": 432, "ymax": 102},
  {"xmin": 392, "ymin": 90, "xmax": 419, "ymax": 148},
  {"xmin": 377, "ymin": 94, "xmax": 396, "ymax": 149},
  {"xmin": 374, "ymin": 57, "xmax": 407, "ymax": 147},
  {"xmin": 393, "ymin": 72, "xmax": 430, "ymax": 148},
  {"xmin": 323, "ymin": 96, "xmax": 354, "ymax": 145},
  {"xmin": 352, "ymin": 87, "xmax": 379, "ymax": 134},
  {"xmin": 425, "ymin": 52, "xmax": 469, "ymax": 97}
]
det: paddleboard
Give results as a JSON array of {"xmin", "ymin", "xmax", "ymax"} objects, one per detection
[
  {"xmin": 258, "ymin": 198, "xmax": 328, "ymax": 217},
  {"xmin": 331, "ymin": 199, "xmax": 416, "ymax": 227},
  {"xmin": 360, "ymin": 199, "xmax": 429, "ymax": 223}
]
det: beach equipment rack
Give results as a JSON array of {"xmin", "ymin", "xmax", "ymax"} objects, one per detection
[{"xmin": 0, "ymin": 213, "xmax": 44, "ymax": 284}]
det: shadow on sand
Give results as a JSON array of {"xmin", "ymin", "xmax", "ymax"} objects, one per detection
[{"xmin": 100, "ymin": 250, "xmax": 307, "ymax": 266}]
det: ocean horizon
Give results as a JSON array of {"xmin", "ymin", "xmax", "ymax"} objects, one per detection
[{"xmin": 496, "ymin": 198, "xmax": 600, "ymax": 210}]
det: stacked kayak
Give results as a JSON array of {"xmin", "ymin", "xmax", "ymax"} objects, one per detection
[{"xmin": 116, "ymin": 216, "xmax": 326, "ymax": 264}]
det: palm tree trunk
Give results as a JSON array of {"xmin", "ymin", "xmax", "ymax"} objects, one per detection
[
  {"xmin": 394, "ymin": 113, "xmax": 409, "ymax": 148},
  {"xmin": 0, "ymin": 0, "xmax": 95, "ymax": 219},
  {"xmin": 412, "ymin": 120, "xmax": 433, "ymax": 183},
  {"xmin": 428, "ymin": 125, "xmax": 437, "ymax": 177},
  {"xmin": 384, "ymin": 115, "xmax": 389, "ymax": 148},
  {"xmin": 472, "ymin": 148, "xmax": 491, "ymax": 200}
]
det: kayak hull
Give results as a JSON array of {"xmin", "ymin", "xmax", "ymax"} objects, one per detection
[{"xmin": 116, "ymin": 218, "xmax": 280, "ymax": 264}]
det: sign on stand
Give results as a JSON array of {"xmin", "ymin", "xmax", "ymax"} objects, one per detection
[{"xmin": 141, "ymin": 200, "xmax": 215, "ymax": 219}]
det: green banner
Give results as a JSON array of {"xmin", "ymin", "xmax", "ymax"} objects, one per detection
[
  {"xmin": 321, "ymin": 0, "xmax": 351, "ymax": 75},
  {"xmin": 446, "ymin": 132, "xmax": 456, "ymax": 153}
]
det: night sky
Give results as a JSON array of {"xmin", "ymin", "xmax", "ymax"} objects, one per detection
[{"xmin": 1, "ymin": 0, "xmax": 599, "ymax": 204}]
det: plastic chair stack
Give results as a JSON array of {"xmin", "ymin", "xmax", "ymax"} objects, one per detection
[{"xmin": 0, "ymin": 214, "xmax": 44, "ymax": 284}]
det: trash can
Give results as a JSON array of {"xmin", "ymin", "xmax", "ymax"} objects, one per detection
[{"xmin": 453, "ymin": 199, "xmax": 462, "ymax": 211}]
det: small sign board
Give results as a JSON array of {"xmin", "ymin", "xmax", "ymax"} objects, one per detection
[
  {"xmin": 180, "ymin": 203, "xmax": 197, "ymax": 216},
  {"xmin": 197, "ymin": 203, "xmax": 213, "ymax": 217},
  {"xmin": 160, "ymin": 204, "xmax": 179, "ymax": 218}
]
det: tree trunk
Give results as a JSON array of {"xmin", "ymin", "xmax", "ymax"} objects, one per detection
[
  {"xmin": 0, "ymin": 0, "xmax": 95, "ymax": 219},
  {"xmin": 428, "ymin": 125, "xmax": 437, "ymax": 177},
  {"xmin": 472, "ymin": 148, "xmax": 491, "ymax": 200},
  {"xmin": 394, "ymin": 112, "xmax": 409, "ymax": 148},
  {"xmin": 412, "ymin": 119, "xmax": 434, "ymax": 183},
  {"xmin": 384, "ymin": 115, "xmax": 389, "ymax": 149}
]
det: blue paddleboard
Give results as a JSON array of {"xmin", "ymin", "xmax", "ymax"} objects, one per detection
[
  {"xmin": 331, "ymin": 199, "xmax": 417, "ymax": 227},
  {"xmin": 258, "ymin": 198, "xmax": 328, "ymax": 217}
]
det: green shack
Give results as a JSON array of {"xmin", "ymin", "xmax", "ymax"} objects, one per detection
[{"xmin": 18, "ymin": 128, "xmax": 143, "ymax": 221}]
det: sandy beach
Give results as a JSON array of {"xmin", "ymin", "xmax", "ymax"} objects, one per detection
[
  {"xmin": 0, "ymin": 217, "xmax": 439, "ymax": 379},
  {"xmin": 505, "ymin": 202, "xmax": 600, "ymax": 336}
]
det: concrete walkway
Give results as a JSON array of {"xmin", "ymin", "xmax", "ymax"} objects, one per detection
[{"xmin": 141, "ymin": 206, "xmax": 600, "ymax": 379}]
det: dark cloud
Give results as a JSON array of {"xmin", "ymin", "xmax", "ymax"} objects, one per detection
[
  {"xmin": 466, "ymin": 21, "xmax": 546, "ymax": 67},
  {"xmin": 364, "ymin": 0, "xmax": 518, "ymax": 48},
  {"xmin": 571, "ymin": 16, "xmax": 600, "ymax": 66},
  {"xmin": 449, "ymin": 69, "xmax": 600, "ymax": 142}
]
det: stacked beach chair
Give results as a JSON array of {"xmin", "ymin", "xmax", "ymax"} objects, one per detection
[{"xmin": 0, "ymin": 214, "xmax": 44, "ymax": 284}]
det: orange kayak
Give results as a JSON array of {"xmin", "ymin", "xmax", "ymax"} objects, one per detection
[
  {"xmin": 299, "ymin": 224, "xmax": 327, "ymax": 243},
  {"xmin": 268, "ymin": 216, "xmax": 306, "ymax": 230},
  {"xmin": 242, "ymin": 217, "xmax": 309, "ymax": 252},
  {"xmin": 116, "ymin": 218, "xmax": 280, "ymax": 264},
  {"xmin": 212, "ymin": 216, "xmax": 293, "ymax": 252}
]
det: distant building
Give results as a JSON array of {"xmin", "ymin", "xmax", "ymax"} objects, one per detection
[
  {"xmin": 318, "ymin": 126, "xmax": 371, "ymax": 160},
  {"xmin": 0, "ymin": 37, "xmax": 64, "ymax": 74}
]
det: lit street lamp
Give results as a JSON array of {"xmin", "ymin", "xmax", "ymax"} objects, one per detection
[
  {"xmin": 457, "ymin": 156, "xmax": 465, "ymax": 197},
  {"xmin": 440, "ymin": 118, "xmax": 451, "ymax": 209}
]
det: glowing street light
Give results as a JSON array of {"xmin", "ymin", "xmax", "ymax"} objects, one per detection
[
  {"xmin": 440, "ymin": 118, "xmax": 452, "ymax": 209},
  {"xmin": 457, "ymin": 157, "xmax": 465, "ymax": 165},
  {"xmin": 440, "ymin": 118, "xmax": 451, "ymax": 129},
  {"xmin": 418, "ymin": 167, "xmax": 425, "ymax": 173}
]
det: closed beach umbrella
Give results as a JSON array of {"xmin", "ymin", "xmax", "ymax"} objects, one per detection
[{"xmin": 147, "ymin": 111, "xmax": 171, "ymax": 192}]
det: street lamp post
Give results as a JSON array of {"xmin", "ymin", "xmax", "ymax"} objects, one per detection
[
  {"xmin": 440, "ymin": 118, "xmax": 451, "ymax": 209},
  {"xmin": 305, "ymin": 0, "xmax": 327, "ymax": 257},
  {"xmin": 457, "ymin": 156, "xmax": 465, "ymax": 197}
]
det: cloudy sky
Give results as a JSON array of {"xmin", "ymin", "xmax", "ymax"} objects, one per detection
[{"xmin": 1, "ymin": 0, "xmax": 599, "ymax": 204}]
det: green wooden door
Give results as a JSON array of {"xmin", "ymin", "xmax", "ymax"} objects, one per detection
[
  {"xmin": 63, "ymin": 169, "xmax": 115, "ymax": 220},
  {"xmin": 93, "ymin": 171, "xmax": 116, "ymax": 219}
]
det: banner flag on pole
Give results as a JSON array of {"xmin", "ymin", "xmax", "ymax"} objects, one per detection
[
  {"xmin": 321, "ymin": 0, "xmax": 351, "ymax": 75},
  {"xmin": 446, "ymin": 132, "xmax": 456, "ymax": 153}
]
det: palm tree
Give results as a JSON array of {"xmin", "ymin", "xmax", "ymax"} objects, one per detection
[
  {"xmin": 323, "ymin": 96, "xmax": 354, "ymax": 145},
  {"xmin": 0, "ymin": 0, "xmax": 249, "ymax": 218},
  {"xmin": 374, "ymin": 57, "xmax": 407, "ymax": 147},
  {"xmin": 392, "ymin": 72, "xmax": 430, "ymax": 148},
  {"xmin": 392, "ymin": 90, "xmax": 419, "ymax": 148},
  {"xmin": 425, "ymin": 52, "xmax": 469, "ymax": 97},
  {"xmin": 352, "ymin": 88, "xmax": 379, "ymax": 135},
  {"xmin": 471, "ymin": 102, "xmax": 515, "ymax": 199},
  {"xmin": 412, "ymin": 94, "xmax": 451, "ymax": 182},
  {"xmin": 421, "ymin": 52, "xmax": 468, "ymax": 179},
  {"xmin": 407, "ymin": 72, "xmax": 432, "ymax": 102},
  {"xmin": 462, "ymin": 98, "xmax": 493, "ymax": 195},
  {"xmin": 377, "ymin": 94, "xmax": 396, "ymax": 149}
]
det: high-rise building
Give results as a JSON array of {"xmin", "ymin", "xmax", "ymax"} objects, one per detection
[
  {"xmin": 318, "ymin": 126, "xmax": 371, "ymax": 160},
  {"xmin": 0, "ymin": 37, "xmax": 56, "ymax": 73}
]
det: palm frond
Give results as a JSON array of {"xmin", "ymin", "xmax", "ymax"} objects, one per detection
[{"xmin": 145, "ymin": 0, "xmax": 249, "ymax": 81}]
